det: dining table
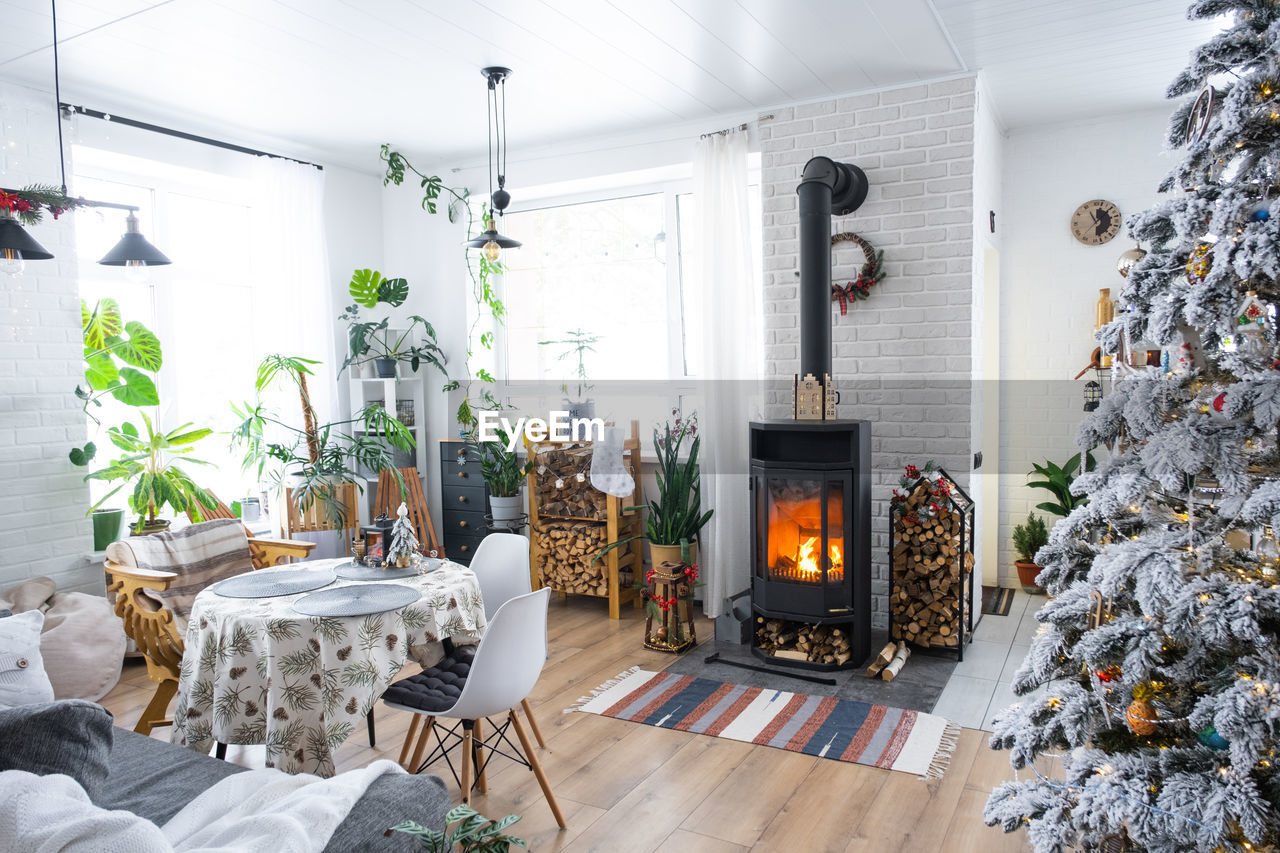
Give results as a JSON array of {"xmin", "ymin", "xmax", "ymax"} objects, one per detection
[{"xmin": 171, "ymin": 556, "xmax": 486, "ymax": 776}]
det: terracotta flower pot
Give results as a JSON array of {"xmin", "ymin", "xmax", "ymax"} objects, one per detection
[{"xmin": 1015, "ymin": 560, "xmax": 1044, "ymax": 594}]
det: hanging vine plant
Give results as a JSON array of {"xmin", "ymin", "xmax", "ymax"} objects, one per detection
[
  {"xmin": 379, "ymin": 145, "xmax": 507, "ymax": 430},
  {"xmin": 830, "ymin": 232, "xmax": 885, "ymax": 315}
]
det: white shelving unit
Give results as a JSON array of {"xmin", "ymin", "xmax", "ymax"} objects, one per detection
[{"xmin": 347, "ymin": 348, "xmax": 428, "ymax": 526}]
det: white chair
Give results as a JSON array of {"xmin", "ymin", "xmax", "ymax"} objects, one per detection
[
  {"xmin": 468, "ymin": 533, "xmax": 547, "ymax": 747},
  {"xmin": 384, "ymin": 587, "xmax": 565, "ymax": 828}
]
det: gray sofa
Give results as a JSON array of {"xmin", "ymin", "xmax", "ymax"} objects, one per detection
[{"xmin": 0, "ymin": 700, "xmax": 450, "ymax": 852}]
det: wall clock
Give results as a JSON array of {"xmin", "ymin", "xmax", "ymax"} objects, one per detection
[{"xmin": 1071, "ymin": 199, "xmax": 1122, "ymax": 245}]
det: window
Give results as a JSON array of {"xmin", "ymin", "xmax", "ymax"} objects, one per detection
[
  {"xmin": 73, "ymin": 146, "xmax": 301, "ymax": 508},
  {"xmin": 493, "ymin": 168, "xmax": 761, "ymax": 421}
]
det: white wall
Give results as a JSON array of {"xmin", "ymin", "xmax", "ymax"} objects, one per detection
[
  {"xmin": 972, "ymin": 77, "xmax": 1005, "ymax": 587},
  {"xmin": 0, "ymin": 80, "xmax": 94, "ymax": 593},
  {"xmin": 997, "ymin": 107, "xmax": 1173, "ymax": 584}
]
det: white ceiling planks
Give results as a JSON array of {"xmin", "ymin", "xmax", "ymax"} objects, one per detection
[{"xmin": 0, "ymin": 0, "xmax": 1222, "ymax": 170}]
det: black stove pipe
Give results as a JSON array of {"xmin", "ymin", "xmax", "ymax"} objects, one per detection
[{"xmin": 796, "ymin": 157, "xmax": 869, "ymax": 380}]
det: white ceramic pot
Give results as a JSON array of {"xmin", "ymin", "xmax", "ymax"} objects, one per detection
[{"xmin": 490, "ymin": 493, "xmax": 525, "ymax": 532}]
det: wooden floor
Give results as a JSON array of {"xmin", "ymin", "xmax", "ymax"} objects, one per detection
[{"xmin": 100, "ymin": 596, "xmax": 1033, "ymax": 853}]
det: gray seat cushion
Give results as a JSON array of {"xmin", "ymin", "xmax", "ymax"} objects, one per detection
[
  {"xmin": 103, "ymin": 727, "xmax": 451, "ymax": 851},
  {"xmin": 383, "ymin": 645, "xmax": 474, "ymax": 713},
  {"xmin": 0, "ymin": 699, "xmax": 114, "ymax": 800}
]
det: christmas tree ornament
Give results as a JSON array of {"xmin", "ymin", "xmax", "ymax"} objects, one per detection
[
  {"xmin": 386, "ymin": 502, "xmax": 419, "ymax": 569},
  {"xmin": 1186, "ymin": 243, "xmax": 1213, "ymax": 283},
  {"xmin": 1117, "ymin": 245, "xmax": 1146, "ymax": 278},
  {"xmin": 1247, "ymin": 199, "xmax": 1272, "ymax": 222},
  {"xmin": 1198, "ymin": 726, "xmax": 1230, "ymax": 750},
  {"xmin": 588, "ymin": 424, "xmax": 635, "ymax": 498},
  {"xmin": 1126, "ymin": 694, "xmax": 1159, "ymax": 736},
  {"xmin": 1186, "ymin": 85, "xmax": 1216, "ymax": 145},
  {"xmin": 1236, "ymin": 290, "xmax": 1271, "ymax": 351}
]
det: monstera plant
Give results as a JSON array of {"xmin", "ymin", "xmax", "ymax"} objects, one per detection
[
  {"xmin": 339, "ymin": 269, "xmax": 447, "ymax": 378},
  {"xmin": 70, "ymin": 298, "xmax": 163, "ymax": 466}
]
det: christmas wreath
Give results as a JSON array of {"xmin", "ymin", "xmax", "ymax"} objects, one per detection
[
  {"xmin": 830, "ymin": 232, "xmax": 885, "ymax": 315},
  {"xmin": 0, "ymin": 184, "xmax": 86, "ymax": 226}
]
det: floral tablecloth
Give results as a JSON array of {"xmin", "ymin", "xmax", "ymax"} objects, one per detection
[{"xmin": 172, "ymin": 557, "xmax": 485, "ymax": 776}]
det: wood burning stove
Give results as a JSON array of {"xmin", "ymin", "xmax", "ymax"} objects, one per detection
[
  {"xmin": 750, "ymin": 421, "xmax": 871, "ymax": 669},
  {"xmin": 747, "ymin": 155, "xmax": 873, "ymax": 671}
]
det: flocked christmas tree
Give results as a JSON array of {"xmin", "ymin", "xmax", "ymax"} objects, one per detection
[
  {"xmin": 985, "ymin": 2, "xmax": 1280, "ymax": 850},
  {"xmin": 387, "ymin": 502, "xmax": 419, "ymax": 567}
]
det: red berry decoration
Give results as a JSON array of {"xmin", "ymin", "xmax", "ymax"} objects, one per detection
[{"xmin": 1212, "ymin": 392, "xmax": 1226, "ymax": 413}]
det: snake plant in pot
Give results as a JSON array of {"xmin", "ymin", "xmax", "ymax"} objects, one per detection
[{"xmin": 598, "ymin": 413, "xmax": 713, "ymax": 569}]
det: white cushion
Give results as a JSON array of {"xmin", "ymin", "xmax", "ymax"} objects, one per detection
[{"xmin": 0, "ymin": 611, "xmax": 55, "ymax": 710}]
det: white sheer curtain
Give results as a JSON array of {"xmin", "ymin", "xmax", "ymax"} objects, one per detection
[
  {"xmin": 695, "ymin": 128, "xmax": 763, "ymax": 618},
  {"xmin": 248, "ymin": 156, "xmax": 336, "ymax": 423},
  {"xmin": 247, "ymin": 157, "xmax": 339, "ymax": 551}
]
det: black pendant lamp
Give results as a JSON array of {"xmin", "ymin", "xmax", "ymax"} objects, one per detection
[
  {"xmin": 465, "ymin": 66, "xmax": 520, "ymax": 261},
  {"xmin": 0, "ymin": 212, "xmax": 54, "ymax": 277},
  {"xmin": 98, "ymin": 209, "xmax": 172, "ymax": 269}
]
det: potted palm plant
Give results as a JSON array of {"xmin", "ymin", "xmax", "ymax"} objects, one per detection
[
  {"xmin": 231, "ymin": 353, "xmax": 415, "ymax": 524},
  {"xmin": 1012, "ymin": 512, "xmax": 1049, "ymax": 594},
  {"xmin": 468, "ymin": 428, "xmax": 533, "ymax": 532},
  {"xmin": 82, "ymin": 412, "xmax": 217, "ymax": 535}
]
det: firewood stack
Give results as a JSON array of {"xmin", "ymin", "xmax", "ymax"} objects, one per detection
[
  {"xmin": 534, "ymin": 519, "xmax": 609, "ymax": 595},
  {"xmin": 755, "ymin": 617, "xmax": 853, "ymax": 666},
  {"xmin": 533, "ymin": 446, "xmax": 608, "ymax": 520},
  {"xmin": 890, "ymin": 482, "xmax": 974, "ymax": 648}
]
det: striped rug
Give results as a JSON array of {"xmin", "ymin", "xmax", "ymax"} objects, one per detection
[{"xmin": 568, "ymin": 667, "xmax": 960, "ymax": 779}]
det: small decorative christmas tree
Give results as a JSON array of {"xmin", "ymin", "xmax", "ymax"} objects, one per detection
[{"xmin": 387, "ymin": 502, "xmax": 418, "ymax": 568}]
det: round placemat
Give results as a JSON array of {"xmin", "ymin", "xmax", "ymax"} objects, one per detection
[
  {"xmin": 334, "ymin": 562, "xmax": 420, "ymax": 581},
  {"xmin": 210, "ymin": 567, "xmax": 336, "ymax": 599},
  {"xmin": 291, "ymin": 583, "xmax": 421, "ymax": 617}
]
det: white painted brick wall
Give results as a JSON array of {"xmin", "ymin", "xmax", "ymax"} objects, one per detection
[
  {"xmin": 997, "ymin": 108, "xmax": 1174, "ymax": 585},
  {"xmin": 0, "ymin": 81, "xmax": 95, "ymax": 594},
  {"xmin": 761, "ymin": 77, "xmax": 977, "ymax": 629}
]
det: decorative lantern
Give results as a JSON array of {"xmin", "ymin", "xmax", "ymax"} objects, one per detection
[
  {"xmin": 359, "ymin": 513, "xmax": 396, "ymax": 564},
  {"xmin": 1236, "ymin": 290, "xmax": 1271, "ymax": 351},
  {"xmin": 1083, "ymin": 380, "xmax": 1103, "ymax": 411}
]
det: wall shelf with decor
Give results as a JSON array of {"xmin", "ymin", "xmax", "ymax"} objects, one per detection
[
  {"xmin": 527, "ymin": 421, "xmax": 643, "ymax": 619},
  {"xmin": 347, "ymin": 349, "xmax": 427, "ymax": 525}
]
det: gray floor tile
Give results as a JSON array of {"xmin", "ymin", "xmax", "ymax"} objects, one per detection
[
  {"xmin": 932, "ymin": 674, "xmax": 996, "ymax": 729},
  {"xmin": 950, "ymin": 639, "xmax": 1012, "ymax": 681},
  {"xmin": 971, "ymin": 610, "xmax": 1020, "ymax": 645},
  {"xmin": 999, "ymin": 644, "xmax": 1031, "ymax": 683},
  {"xmin": 983, "ymin": 679, "xmax": 1047, "ymax": 731}
]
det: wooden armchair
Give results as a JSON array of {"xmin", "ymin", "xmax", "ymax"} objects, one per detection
[
  {"xmin": 185, "ymin": 489, "xmax": 317, "ymax": 564},
  {"xmin": 283, "ymin": 481, "xmax": 360, "ymax": 555},
  {"xmin": 105, "ymin": 520, "xmax": 313, "ymax": 735}
]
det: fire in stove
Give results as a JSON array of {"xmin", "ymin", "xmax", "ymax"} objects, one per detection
[{"xmin": 765, "ymin": 483, "xmax": 846, "ymax": 584}]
